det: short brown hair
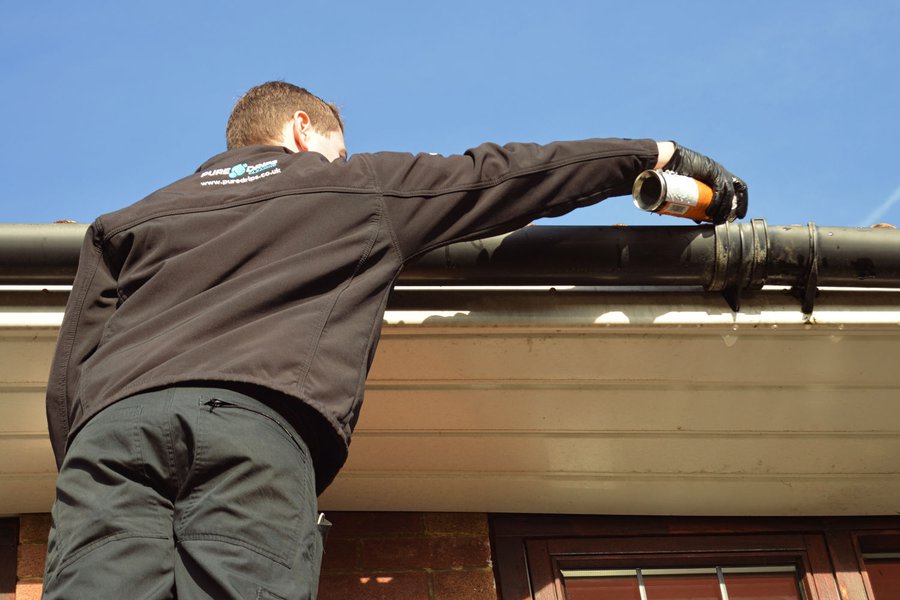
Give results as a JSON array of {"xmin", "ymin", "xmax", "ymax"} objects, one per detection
[{"xmin": 226, "ymin": 81, "xmax": 344, "ymax": 149}]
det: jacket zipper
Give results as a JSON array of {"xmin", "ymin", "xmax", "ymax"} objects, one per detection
[{"xmin": 203, "ymin": 398, "xmax": 305, "ymax": 455}]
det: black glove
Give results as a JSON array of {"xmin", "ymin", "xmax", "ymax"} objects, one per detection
[{"xmin": 663, "ymin": 143, "xmax": 749, "ymax": 224}]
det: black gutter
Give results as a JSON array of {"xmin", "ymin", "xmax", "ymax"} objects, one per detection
[
  {"xmin": 0, "ymin": 224, "xmax": 88, "ymax": 286},
  {"xmin": 2, "ymin": 221, "xmax": 899, "ymax": 313}
]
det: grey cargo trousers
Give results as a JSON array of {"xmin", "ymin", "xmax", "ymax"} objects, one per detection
[{"xmin": 42, "ymin": 386, "xmax": 323, "ymax": 599}]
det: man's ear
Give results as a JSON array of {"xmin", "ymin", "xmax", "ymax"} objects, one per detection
[{"xmin": 292, "ymin": 111, "xmax": 311, "ymax": 151}]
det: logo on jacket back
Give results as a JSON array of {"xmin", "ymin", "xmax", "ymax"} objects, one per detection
[{"xmin": 200, "ymin": 160, "xmax": 281, "ymax": 186}]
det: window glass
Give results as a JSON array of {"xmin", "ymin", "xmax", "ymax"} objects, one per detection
[
  {"xmin": 643, "ymin": 571, "xmax": 720, "ymax": 599},
  {"xmin": 725, "ymin": 572, "xmax": 803, "ymax": 600},
  {"xmin": 561, "ymin": 567, "xmax": 802, "ymax": 600},
  {"xmin": 564, "ymin": 573, "xmax": 642, "ymax": 600}
]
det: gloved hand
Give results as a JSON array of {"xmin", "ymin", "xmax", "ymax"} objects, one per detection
[{"xmin": 663, "ymin": 143, "xmax": 749, "ymax": 224}]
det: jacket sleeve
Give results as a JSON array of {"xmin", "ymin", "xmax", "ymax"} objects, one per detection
[
  {"xmin": 363, "ymin": 138, "xmax": 659, "ymax": 260},
  {"xmin": 45, "ymin": 222, "xmax": 119, "ymax": 468}
]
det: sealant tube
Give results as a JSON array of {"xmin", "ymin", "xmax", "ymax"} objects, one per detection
[{"xmin": 633, "ymin": 170, "xmax": 714, "ymax": 222}]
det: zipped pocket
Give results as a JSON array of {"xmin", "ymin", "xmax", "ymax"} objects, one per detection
[
  {"xmin": 203, "ymin": 398, "xmax": 307, "ymax": 458},
  {"xmin": 179, "ymin": 395, "xmax": 315, "ymax": 568}
]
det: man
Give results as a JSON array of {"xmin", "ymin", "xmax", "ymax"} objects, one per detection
[{"xmin": 42, "ymin": 81, "xmax": 747, "ymax": 598}]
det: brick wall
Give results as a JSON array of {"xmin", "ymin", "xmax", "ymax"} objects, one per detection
[
  {"xmin": 13, "ymin": 514, "xmax": 48, "ymax": 600},
  {"xmin": 7, "ymin": 512, "xmax": 498, "ymax": 599},
  {"xmin": 319, "ymin": 512, "xmax": 497, "ymax": 600}
]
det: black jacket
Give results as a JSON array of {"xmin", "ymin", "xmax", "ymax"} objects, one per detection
[{"xmin": 47, "ymin": 138, "xmax": 659, "ymax": 491}]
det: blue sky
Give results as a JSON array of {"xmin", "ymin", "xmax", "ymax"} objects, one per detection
[{"xmin": 2, "ymin": 1, "xmax": 898, "ymax": 227}]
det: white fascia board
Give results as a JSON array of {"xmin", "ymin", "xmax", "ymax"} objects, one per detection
[
  {"xmin": 1, "ymin": 288, "xmax": 899, "ymax": 329},
  {"xmin": 383, "ymin": 289, "xmax": 900, "ymax": 328},
  {"xmin": 0, "ymin": 313, "xmax": 64, "ymax": 328}
]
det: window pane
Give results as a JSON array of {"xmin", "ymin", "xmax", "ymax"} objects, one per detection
[
  {"xmin": 644, "ymin": 573, "xmax": 720, "ymax": 600},
  {"xmin": 725, "ymin": 573, "xmax": 802, "ymax": 600},
  {"xmin": 866, "ymin": 558, "xmax": 900, "ymax": 600},
  {"xmin": 562, "ymin": 566, "xmax": 803, "ymax": 600},
  {"xmin": 564, "ymin": 576, "xmax": 642, "ymax": 600}
]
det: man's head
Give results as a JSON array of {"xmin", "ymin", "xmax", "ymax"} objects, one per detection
[{"xmin": 226, "ymin": 81, "xmax": 346, "ymax": 161}]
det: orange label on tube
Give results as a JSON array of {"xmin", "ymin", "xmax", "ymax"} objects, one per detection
[{"xmin": 632, "ymin": 170, "xmax": 714, "ymax": 222}]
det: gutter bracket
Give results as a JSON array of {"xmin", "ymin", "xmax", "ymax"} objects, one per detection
[
  {"xmin": 722, "ymin": 286, "xmax": 742, "ymax": 313},
  {"xmin": 715, "ymin": 219, "xmax": 769, "ymax": 313},
  {"xmin": 710, "ymin": 222, "xmax": 735, "ymax": 309},
  {"xmin": 793, "ymin": 221, "xmax": 819, "ymax": 315},
  {"xmin": 722, "ymin": 221, "xmax": 749, "ymax": 312}
]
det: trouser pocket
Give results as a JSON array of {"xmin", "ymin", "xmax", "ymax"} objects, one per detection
[{"xmin": 178, "ymin": 393, "xmax": 318, "ymax": 568}]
